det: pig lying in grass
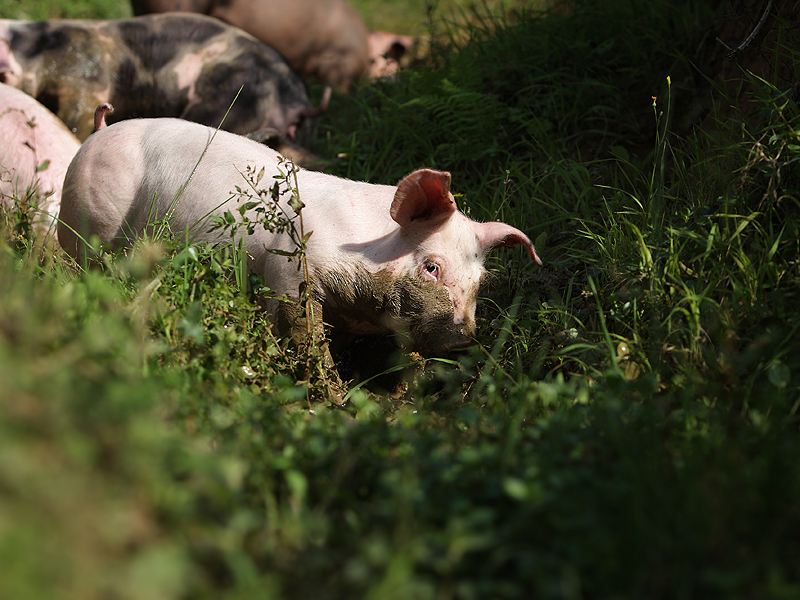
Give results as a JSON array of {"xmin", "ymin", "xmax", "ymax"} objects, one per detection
[
  {"xmin": 0, "ymin": 82, "xmax": 81, "ymax": 233},
  {"xmin": 131, "ymin": 0, "xmax": 415, "ymax": 87},
  {"xmin": 0, "ymin": 14, "xmax": 326, "ymax": 142},
  {"xmin": 131, "ymin": 0, "xmax": 370, "ymax": 87},
  {"xmin": 58, "ymin": 118, "xmax": 541, "ymax": 362}
]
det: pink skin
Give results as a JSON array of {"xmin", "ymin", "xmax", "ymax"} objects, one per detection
[
  {"xmin": 368, "ymin": 31, "xmax": 414, "ymax": 79},
  {"xmin": 0, "ymin": 82, "xmax": 81, "ymax": 233},
  {"xmin": 59, "ymin": 118, "xmax": 541, "ymax": 355},
  {"xmin": 132, "ymin": 0, "xmax": 371, "ymax": 88},
  {"xmin": 93, "ymin": 103, "xmax": 115, "ymax": 132},
  {"xmin": 386, "ymin": 169, "xmax": 541, "ymax": 331}
]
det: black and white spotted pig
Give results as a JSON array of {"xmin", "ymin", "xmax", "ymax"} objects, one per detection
[{"xmin": 0, "ymin": 13, "xmax": 328, "ymax": 141}]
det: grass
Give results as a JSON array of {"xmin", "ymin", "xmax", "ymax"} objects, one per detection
[
  {"xmin": 4, "ymin": 0, "xmax": 800, "ymax": 598},
  {"xmin": 0, "ymin": 0, "xmax": 130, "ymax": 19}
]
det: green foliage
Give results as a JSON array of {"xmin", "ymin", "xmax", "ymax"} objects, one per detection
[
  {"xmin": 0, "ymin": 0, "xmax": 130, "ymax": 19},
  {"xmin": 3, "ymin": 0, "xmax": 800, "ymax": 598}
]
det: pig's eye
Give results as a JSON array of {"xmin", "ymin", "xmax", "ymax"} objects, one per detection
[{"xmin": 423, "ymin": 261, "xmax": 441, "ymax": 281}]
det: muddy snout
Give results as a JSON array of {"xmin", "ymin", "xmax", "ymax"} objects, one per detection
[{"xmin": 408, "ymin": 312, "xmax": 477, "ymax": 357}]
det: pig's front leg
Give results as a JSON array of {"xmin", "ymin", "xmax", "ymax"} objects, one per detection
[{"xmin": 275, "ymin": 296, "xmax": 344, "ymax": 402}]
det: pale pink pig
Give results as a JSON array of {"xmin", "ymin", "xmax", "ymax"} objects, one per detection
[
  {"xmin": 59, "ymin": 118, "xmax": 541, "ymax": 359},
  {"xmin": 0, "ymin": 82, "xmax": 81, "ymax": 233}
]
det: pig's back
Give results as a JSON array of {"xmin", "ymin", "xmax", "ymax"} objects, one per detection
[
  {"xmin": 0, "ymin": 83, "xmax": 81, "ymax": 228},
  {"xmin": 58, "ymin": 117, "xmax": 398, "ymax": 263},
  {"xmin": 59, "ymin": 118, "xmax": 284, "ymax": 257}
]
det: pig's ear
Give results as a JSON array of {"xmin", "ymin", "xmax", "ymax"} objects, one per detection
[
  {"xmin": 477, "ymin": 221, "xmax": 543, "ymax": 266},
  {"xmin": 391, "ymin": 169, "xmax": 457, "ymax": 227}
]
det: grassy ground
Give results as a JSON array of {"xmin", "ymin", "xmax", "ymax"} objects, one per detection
[
  {"xmin": 3, "ymin": 0, "xmax": 800, "ymax": 598},
  {"xmin": 0, "ymin": 0, "xmax": 130, "ymax": 19}
]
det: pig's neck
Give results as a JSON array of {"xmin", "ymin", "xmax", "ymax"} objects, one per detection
[
  {"xmin": 313, "ymin": 264, "xmax": 442, "ymax": 338},
  {"xmin": 299, "ymin": 172, "xmax": 405, "ymax": 265}
]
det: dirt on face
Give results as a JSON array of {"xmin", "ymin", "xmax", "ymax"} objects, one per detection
[{"xmin": 316, "ymin": 265, "xmax": 475, "ymax": 357}]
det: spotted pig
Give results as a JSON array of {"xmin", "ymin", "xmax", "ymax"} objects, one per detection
[{"xmin": 0, "ymin": 13, "xmax": 327, "ymax": 141}]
